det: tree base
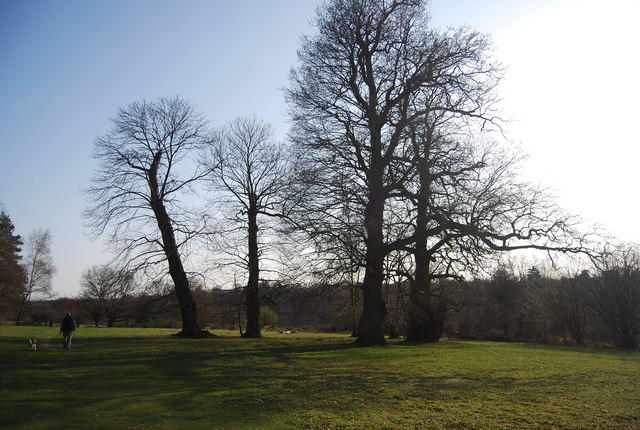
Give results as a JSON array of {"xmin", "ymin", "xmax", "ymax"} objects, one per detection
[
  {"xmin": 173, "ymin": 329, "xmax": 218, "ymax": 339},
  {"xmin": 405, "ymin": 329, "xmax": 442, "ymax": 343},
  {"xmin": 354, "ymin": 336, "xmax": 387, "ymax": 346},
  {"xmin": 404, "ymin": 336, "xmax": 441, "ymax": 343},
  {"xmin": 241, "ymin": 331, "xmax": 263, "ymax": 339}
]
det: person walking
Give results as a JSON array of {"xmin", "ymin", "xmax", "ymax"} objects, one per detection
[{"xmin": 60, "ymin": 312, "xmax": 77, "ymax": 350}]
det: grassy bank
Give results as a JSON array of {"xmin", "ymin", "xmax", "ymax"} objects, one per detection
[{"xmin": 1, "ymin": 326, "xmax": 638, "ymax": 429}]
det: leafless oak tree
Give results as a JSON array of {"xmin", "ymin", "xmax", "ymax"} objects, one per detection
[
  {"xmin": 287, "ymin": 0, "xmax": 592, "ymax": 344},
  {"xmin": 204, "ymin": 117, "xmax": 290, "ymax": 338},
  {"xmin": 287, "ymin": 0, "xmax": 431, "ymax": 344},
  {"xmin": 402, "ymin": 129, "xmax": 590, "ymax": 341},
  {"xmin": 80, "ymin": 264, "xmax": 136, "ymax": 327},
  {"xmin": 16, "ymin": 229, "xmax": 55, "ymax": 323},
  {"xmin": 286, "ymin": 0, "xmax": 507, "ymax": 344},
  {"xmin": 85, "ymin": 96, "xmax": 212, "ymax": 337}
]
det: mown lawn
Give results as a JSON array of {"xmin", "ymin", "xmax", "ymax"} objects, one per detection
[{"xmin": 0, "ymin": 326, "xmax": 638, "ymax": 429}]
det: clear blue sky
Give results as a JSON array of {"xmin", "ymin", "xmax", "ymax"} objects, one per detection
[{"xmin": 1, "ymin": 0, "xmax": 638, "ymax": 297}]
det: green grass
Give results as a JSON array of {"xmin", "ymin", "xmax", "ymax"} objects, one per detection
[{"xmin": 1, "ymin": 326, "xmax": 638, "ymax": 429}]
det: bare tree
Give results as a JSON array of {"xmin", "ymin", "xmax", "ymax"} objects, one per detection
[
  {"xmin": 587, "ymin": 245, "xmax": 640, "ymax": 349},
  {"xmin": 85, "ymin": 96, "xmax": 212, "ymax": 337},
  {"xmin": 287, "ymin": 0, "xmax": 428, "ymax": 344},
  {"xmin": 80, "ymin": 264, "xmax": 136, "ymax": 327},
  {"xmin": 286, "ymin": 0, "xmax": 507, "ymax": 344},
  {"xmin": 287, "ymin": 0, "xmax": 594, "ymax": 344},
  {"xmin": 546, "ymin": 273, "xmax": 589, "ymax": 345},
  {"xmin": 204, "ymin": 117, "xmax": 290, "ymax": 338},
  {"xmin": 16, "ymin": 229, "xmax": 55, "ymax": 323},
  {"xmin": 403, "ymin": 131, "xmax": 589, "ymax": 341}
]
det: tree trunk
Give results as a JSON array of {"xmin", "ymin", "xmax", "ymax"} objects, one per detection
[
  {"xmin": 165, "ymin": 234, "xmax": 201, "ymax": 337},
  {"xmin": 349, "ymin": 285, "xmax": 361, "ymax": 338},
  {"xmin": 15, "ymin": 297, "xmax": 27, "ymax": 325},
  {"xmin": 149, "ymin": 151, "xmax": 202, "ymax": 338},
  {"xmin": 569, "ymin": 294, "xmax": 585, "ymax": 345},
  {"xmin": 358, "ymin": 275, "xmax": 387, "ymax": 345},
  {"xmin": 385, "ymin": 273, "xmax": 400, "ymax": 339},
  {"xmin": 388, "ymin": 322, "xmax": 400, "ymax": 339},
  {"xmin": 615, "ymin": 315, "xmax": 638, "ymax": 349},
  {"xmin": 406, "ymin": 151, "xmax": 444, "ymax": 343},
  {"xmin": 243, "ymin": 206, "xmax": 262, "ymax": 338},
  {"xmin": 356, "ymin": 179, "xmax": 387, "ymax": 345},
  {"xmin": 406, "ymin": 257, "xmax": 443, "ymax": 342}
]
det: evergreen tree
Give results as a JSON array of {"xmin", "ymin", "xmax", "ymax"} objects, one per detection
[{"xmin": 0, "ymin": 211, "xmax": 26, "ymax": 321}]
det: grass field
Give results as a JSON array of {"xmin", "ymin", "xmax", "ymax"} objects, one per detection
[{"xmin": 1, "ymin": 326, "xmax": 638, "ymax": 429}]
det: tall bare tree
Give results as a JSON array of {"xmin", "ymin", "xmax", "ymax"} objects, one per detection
[
  {"xmin": 85, "ymin": 96, "xmax": 212, "ymax": 337},
  {"xmin": 403, "ymin": 127, "xmax": 588, "ymax": 342},
  {"xmin": 16, "ymin": 229, "xmax": 55, "ymax": 323},
  {"xmin": 204, "ymin": 117, "xmax": 290, "ymax": 338},
  {"xmin": 286, "ymin": 0, "xmax": 507, "ymax": 344},
  {"xmin": 80, "ymin": 264, "xmax": 136, "ymax": 327},
  {"xmin": 287, "ymin": 0, "xmax": 593, "ymax": 344},
  {"xmin": 287, "ymin": 0, "xmax": 428, "ymax": 344}
]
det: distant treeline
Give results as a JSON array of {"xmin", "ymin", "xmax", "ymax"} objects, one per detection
[{"xmin": 15, "ymin": 263, "xmax": 639, "ymax": 349}]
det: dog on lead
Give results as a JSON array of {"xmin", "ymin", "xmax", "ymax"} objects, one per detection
[{"xmin": 29, "ymin": 338, "xmax": 38, "ymax": 351}]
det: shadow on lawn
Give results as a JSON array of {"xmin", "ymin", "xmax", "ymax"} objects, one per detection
[
  {"xmin": 3, "ymin": 335, "xmax": 637, "ymax": 429},
  {"xmin": 0, "ymin": 335, "xmax": 371, "ymax": 428}
]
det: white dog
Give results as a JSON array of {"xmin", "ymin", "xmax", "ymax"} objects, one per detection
[{"xmin": 29, "ymin": 338, "xmax": 38, "ymax": 351}]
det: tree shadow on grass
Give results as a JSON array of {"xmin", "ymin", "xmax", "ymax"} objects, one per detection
[
  {"xmin": 3, "ymin": 335, "xmax": 637, "ymax": 429},
  {"xmin": 0, "ymin": 335, "xmax": 365, "ymax": 429}
]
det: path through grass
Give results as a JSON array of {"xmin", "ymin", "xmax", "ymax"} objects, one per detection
[{"xmin": 1, "ymin": 326, "xmax": 638, "ymax": 429}]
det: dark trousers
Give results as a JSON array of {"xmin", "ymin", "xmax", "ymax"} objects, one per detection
[{"xmin": 62, "ymin": 331, "xmax": 74, "ymax": 350}]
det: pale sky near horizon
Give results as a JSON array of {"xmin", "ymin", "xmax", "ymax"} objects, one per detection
[{"xmin": 1, "ymin": 0, "xmax": 638, "ymax": 297}]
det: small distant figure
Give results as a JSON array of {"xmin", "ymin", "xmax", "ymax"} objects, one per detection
[
  {"xmin": 60, "ymin": 312, "xmax": 77, "ymax": 350},
  {"xmin": 29, "ymin": 338, "xmax": 38, "ymax": 351}
]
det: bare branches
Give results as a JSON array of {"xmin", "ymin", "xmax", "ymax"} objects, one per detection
[
  {"xmin": 201, "ymin": 117, "xmax": 295, "ymax": 337},
  {"xmin": 205, "ymin": 117, "xmax": 291, "ymax": 218},
  {"xmin": 85, "ymin": 96, "xmax": 212, "ymax": 337},
  {"xmin": 79, "ymin": 264, "xmax": 137, "ymax": 327},
  {"xmin": 287, "ymin": 0, "xmax": 595, "ymax": 343},
  {"xmin": 85, "ymin": 96, "xmax": 212, "ymax": 267},
  {"xmin": 16, "ymin": 229, "xmax": 55, "ymax": 323}
]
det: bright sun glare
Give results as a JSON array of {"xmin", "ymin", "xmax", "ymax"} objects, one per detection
[{"xmin": 495, "ymin": 0, "xmax": 640, "ymax": 240}]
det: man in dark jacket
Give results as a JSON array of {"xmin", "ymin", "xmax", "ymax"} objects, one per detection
[{"xmin": 60, "ymin": 312, "xmax": 77, "ymax": 350}]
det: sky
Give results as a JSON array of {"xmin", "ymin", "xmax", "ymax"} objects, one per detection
[{"xmin": 1, "ymin": 0, "xmax": 638, "ymax": 297}]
